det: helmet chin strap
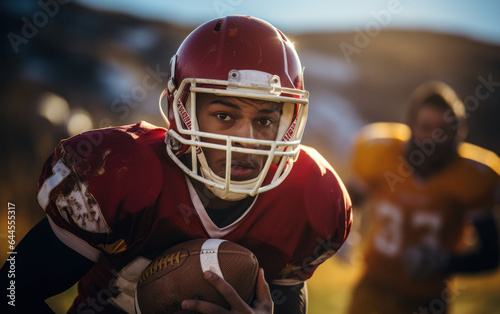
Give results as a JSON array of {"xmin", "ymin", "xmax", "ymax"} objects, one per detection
[{"xmin": 197, "ymin": 150, "xmax": 258, "ymax": 201}]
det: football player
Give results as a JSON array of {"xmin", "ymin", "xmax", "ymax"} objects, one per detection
[
  {"xmin": 347, "ymin": 81, "xmax": 500, "ymax": 314},
  {"xmin": 0, "ymin": 16, "xmax": 352, "ymax": 313}
]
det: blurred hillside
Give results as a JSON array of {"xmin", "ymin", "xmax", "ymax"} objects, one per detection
[
  {"xmin": 296, "ymin": 29, "xmax": 500, "ymax": 174},
  {"xmin": 1, "ymin": 0, "xmax": 500, "ymax": 262}
]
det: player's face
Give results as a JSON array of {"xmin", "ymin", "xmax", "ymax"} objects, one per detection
[
  {"xmin": 412, "ymin": 104, "xmax": 455, "ymax": 143},
  {"xmin": 196, "ymin": 94, "xmax": 282, "ymax": 181},
  {"xmin": 410, "ymin": 104, "xmax": 456, "ymax": 166}
]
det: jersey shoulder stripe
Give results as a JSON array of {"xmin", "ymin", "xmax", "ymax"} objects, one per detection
[
  {"xmin": 355, "ymin": 122, "xmax": 411, "ymax": 143},
  {"xmin": 458, "ymin": 142, "xmax": 500, "ymax": 176}
]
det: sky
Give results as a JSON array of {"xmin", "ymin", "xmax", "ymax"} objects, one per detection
[{"xmin": 74, "ymin": 0, "xmax": 500, "ymax": 45}]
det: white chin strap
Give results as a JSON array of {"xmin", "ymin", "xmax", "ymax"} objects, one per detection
[{"xmin": 197, "ymin": 150, "xmax": 259, "ymax": 201}]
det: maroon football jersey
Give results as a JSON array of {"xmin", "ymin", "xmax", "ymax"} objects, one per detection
[{"xmin": 36, "ymin": 121, "xmax": 352, "ymax": 313}]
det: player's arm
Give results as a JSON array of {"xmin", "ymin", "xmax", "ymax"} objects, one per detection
[
  {"xmin": 447, "ymin": 209, "xmax": 499, "ymax": 273},
  {"xmin": 0, "ymin": 217, "xmax": 95, "ymax": 313},
  {"xmin": 269, "ymin": 282, "xmax": 307, "ymax": 314},
  {"xmin": 404, "ymin": 208, "xmax": 500, "ymax": 278}
]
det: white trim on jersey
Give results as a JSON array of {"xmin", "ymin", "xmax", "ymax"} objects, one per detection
[
  {"xmin": 47, "ymin": 215, "xmax": 101, "ymax": 262},
  {"xmin": 37, "ymin": 159, "xmax": 71, "ymax": 210},
  {"xmin": 111, "ymin": 256, "xmax": 152, "ymax": 314},
  {"xmin": 185, "ymin": 176, "xmax": 257, "ymax": 238},
  {"xmin": 38, "ymin": 158, "xmax": 111, "ymax": 234}
]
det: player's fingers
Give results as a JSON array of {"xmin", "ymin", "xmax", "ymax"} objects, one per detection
[
  {"xmin": 181, "ymin": 299, "xmax": 230, "ymax": 314},
  {"xmin": 253, "ymin": 268, "xmax": 273, "ymax": 311},
  {"xmin": 203, "ymin": 271, "xmax": 250, "ymax": 310}
]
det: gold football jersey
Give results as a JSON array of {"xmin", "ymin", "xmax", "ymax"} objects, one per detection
[{"xmin": 351, "ymin": 122, "xmax": 500, "ymax": 297}]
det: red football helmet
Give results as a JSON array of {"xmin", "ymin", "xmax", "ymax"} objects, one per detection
[{"xmin": 159, "ymin": 15, "xmax": 309, "ymax": 200}]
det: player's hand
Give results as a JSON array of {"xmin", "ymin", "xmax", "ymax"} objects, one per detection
[
  {"xmin": 181, "ymin": 268, "xmax": 273, "ymax": 314},
  {"xmin": 402, "ymin": 245, "xmax": 450, "ymax": 279}
]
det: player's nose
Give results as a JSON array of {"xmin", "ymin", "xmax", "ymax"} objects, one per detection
[{"xmin": 233, "ymin": 120, "xmax": 258, "ymax": 149}]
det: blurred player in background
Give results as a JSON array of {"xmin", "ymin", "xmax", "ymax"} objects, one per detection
[
  {"xmin": 347, "ymin": 80, "xmax": 499, "ymax": 314},
  {"xmin": 0, "ymin": 15, "xmax": 352, "ymax": 313}
]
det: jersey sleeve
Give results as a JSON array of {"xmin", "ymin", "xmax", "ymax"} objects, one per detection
[
  {"xmin": 273, "ymin": 147, "xmax": 353, "ymax": 285},
  {"xmin": 36, "ymin": 122, "xmax": 165, "ymax": 261}
]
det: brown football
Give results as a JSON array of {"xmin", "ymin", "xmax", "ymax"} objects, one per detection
[{"xmin": 135, "ymin": 238, "xmax": 259, "ymax": 314}]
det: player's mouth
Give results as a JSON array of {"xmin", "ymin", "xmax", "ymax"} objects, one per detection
[{"xmin": 221, "ymin": 161, "xmax": 259, "ymax": 181}]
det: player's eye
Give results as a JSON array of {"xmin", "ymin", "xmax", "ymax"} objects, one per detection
[
  {"xmin": 215, "ymin": 113, "xmax": 232, "ymax": 121},
  {"xmin": 257, "ymin": 118, "xmax": 274, "ymax": 126}
]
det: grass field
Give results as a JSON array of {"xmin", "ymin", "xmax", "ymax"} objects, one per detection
[{"xmin": 307, "ymin": 253, "xmax": 500, "ymax": 314}]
